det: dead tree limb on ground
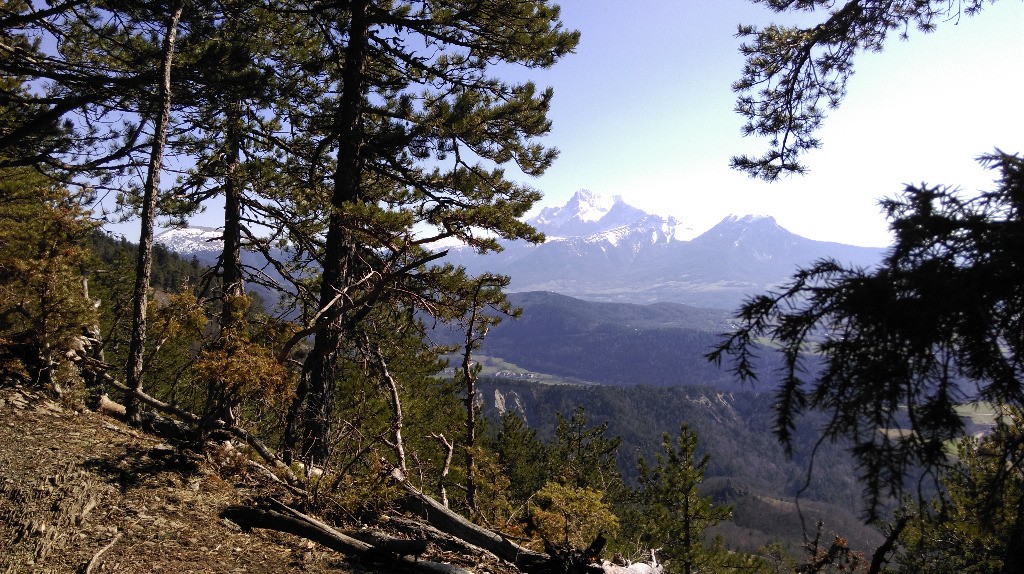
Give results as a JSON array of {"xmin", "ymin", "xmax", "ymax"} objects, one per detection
[
  {"xmin": 220, "ymin": 500, "xmax": 470, "ymax": 574},
  {"xmin": 389, "ymin": 466, "xmax": 550, "ymax": 572},
  {"xmin": 93, "ymin": 373, "xmax": 299, "ymax": 484}
]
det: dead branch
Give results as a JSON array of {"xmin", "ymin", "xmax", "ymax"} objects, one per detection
[
  {"xmin": 84, "ymin": 532, "xmax": 122, "ymax": 574},
  {"xmin": 428, "ymin": 432, "xmax": 454, "ymax": 508},
  {"xmin": 389, "ymin": 466, "xmax": 550, "ymax": 572},
  {"xmin": 366, "ymin": 334, "xmax": 407, "ymax": 473},
  {"xmin": 220, "ymin": 501, "xmax": 471, "ymax": 574},
  {"xmin": 385, "ymin": 515, "xmax": 494, "ymax": 559}
]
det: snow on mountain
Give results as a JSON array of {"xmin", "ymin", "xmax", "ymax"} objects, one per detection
[
  {"xmin": 721, "ymin": 214, "xmax": 775, "ymax": 226},
  {"xmin": 528, "ymin": 189, "xmax": 692, "ymax": 244},
  {"xmin": 530, "ymin": 189, "xmax": 616, "ymax": 231},
  {"xmin": 443, "ymin": 196, "xmax": 885, "ymax": 308},
  {"xmin": 155, "ymin": 226, "xmax": 224, "ymax": 256},
  {"xmin": 149, "ymin": 195, "xmax": 885, "ymax": 310}
]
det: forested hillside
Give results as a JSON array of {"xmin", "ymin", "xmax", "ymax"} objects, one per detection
[
  {"xmin": 91, "ymin": 232, "xmax": 207, "ymax": 294},
  {"xmin": 477, "ymin": 381, "xmax": 882, "ymax": 552},
  {"xmin": 2, "ymin": 0, "xmax": 1020, "ymax": 573},
  {"xmin": 448, "ymin": 291, "xmax": 757, "ymax": 388}
]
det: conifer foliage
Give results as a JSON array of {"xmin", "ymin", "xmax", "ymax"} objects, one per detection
[
  {"xmin": 0, "ymin": 167, "xmax": 96, "ymax": 389},
  {"xmin": 283, "ymin": 0, "xmax": 580, "ymax": 464},
  {"xmin": 634, "ymin": 424, "xmax": 739, "ymax": 574},
  {"xmin": 893, "ymin": 407, "xmax": 1024, "ymax": 573},
  {"xmin": 732, "ymin": 0, "xmax": 996, "ymax": 180},
  {"xmin": 710, "ymin": 152, "xmax": 1024, "ymax": 521}
]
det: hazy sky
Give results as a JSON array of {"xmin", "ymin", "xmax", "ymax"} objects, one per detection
[
  {"xmin": 157, "ymin": 1, "xmax": 1023, "ymax": 248},
  {"xmin": 502, "ymin": 0, "xmax": 1024, "ymax": 247}
]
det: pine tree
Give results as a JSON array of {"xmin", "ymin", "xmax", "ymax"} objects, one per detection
[
  {"xmin": 635, "ymin": 424, "xmax": 734, "ymax": 574},
  {"xmin": 731, "ymin": 0, "xmax": 998, "ymax": 180},
  {"xmin": 283, "ymin": 0, "xmax": 580, "ymax": 463},
  {"xmin": 893, "ymin": 408, "xmax": 1024, "ymax": 574},
  {"xmin": 710, "ymin": 153, "xmax": 1024, "ymax": 520},
  {"xmin": 493, "ymin": 410, "xmax": 548, "ymax": 503},
  {"xmin": 0, "ymin": 166, "xmax": 96, "ymax": 390},
  {"xmin": 452, "ymin": 273, "xmax": 519, "ymax": 511},
  {"xmin": 548, "ymin": 406, "xmax": 623, "ymax": 492}
]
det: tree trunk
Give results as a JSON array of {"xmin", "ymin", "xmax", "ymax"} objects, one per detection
[
  {"xmin": 202, "ymin": 103, "xmax": 245, "ymax": 433},
  {"xmin": 124, "ymin": 1, "xmax": 184, "ymax": 423},
  {"xmin": 461, "ymin": 280, "xmax": 487, "ymax": 511},
  {"xmin": 463, "ymin": 338, "xmax": 478, "ymax": 510},
  {"xmin": 301, "ymin": 0, "xmax": 369, "ymax": 464},
  {"xmin": 220, "ymin": 104, "xmax": 245, "ymax": 316}
]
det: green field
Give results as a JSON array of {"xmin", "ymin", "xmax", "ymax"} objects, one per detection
[
  {"xmin": 955, "ymin": 401, "xmax": 1001, "ymax": 426},
  {"xmin": 440, "ymin": 354, "xmax": 597, "ymax": 386}
]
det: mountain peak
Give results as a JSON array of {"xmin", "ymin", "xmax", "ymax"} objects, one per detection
[
  {"xmin": 528, "ymin": 190, "xmax": 690, "ymax": 244},
  {"xmin": 531, "ymin": 189, "xmax": 618, "ymax": 229},
  {"xmin": 566, "ymin": 189, "xmax": 620, "ymax": 222},
  {"xmin": 719, "ymin": 214, "xmax": 778, "ymax": 226},
  {"xmin": 691, "ymin": 213, "xmax": 799, "ymax": 252}
]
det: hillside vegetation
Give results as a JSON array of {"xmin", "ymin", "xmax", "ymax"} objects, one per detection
[
  {"xmin": 477, "ymin": 381, "xmax": 883, "ymax": 553},
  {"xmin": 3, "ymin": 0, "xmax": 1020, "ymax": 572}
]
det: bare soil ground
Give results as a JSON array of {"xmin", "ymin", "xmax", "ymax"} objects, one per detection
[{"xmin": 0, "ymin": 384, "xmax": 362, "ymax": 574}]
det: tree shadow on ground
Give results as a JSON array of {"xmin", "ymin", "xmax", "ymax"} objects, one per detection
[{"xmin": 83, "ymin": 444, "xmax": 203, "ymax": 492}]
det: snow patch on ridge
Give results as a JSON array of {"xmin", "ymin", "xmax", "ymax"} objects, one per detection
[
  {"xmin": 530, "ymin": 189, "xmax": 619, "ymax": 229},
  {"xmin": 155, "ymin": 226, "xmax": 224, "ymax": 254},
  {"xmin": 722, "ymin": 214, "xmax": 776, "ymax": 225}
]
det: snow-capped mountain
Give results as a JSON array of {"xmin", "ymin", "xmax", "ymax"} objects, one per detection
[
  {"xmin": 155, "ymin": 226, "xmax": 224, "ymax": 259},
  {"xmin": 529, "ymin": 189, "xmax": 617, "ymax": 231},
  {"xmin": 153, "ymin": 192, "xmax": 886, "ymax": 310},
  {"xmin": 443, "ymin": 193, "xmax": 885, "ymax": 309},
  {"xmin": 527, "ymin": 189, "xmax": 693, "ymax": 243}
]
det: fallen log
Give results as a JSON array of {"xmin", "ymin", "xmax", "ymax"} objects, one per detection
[
  {"xmin": 390, "ymin": 466, "xmax": 550, "ymax": 572},
  {"xmin": 386, "ymin": 515, "xmax": 494, "ymax": 559},
  {"xmin": 220, "ymin": 503, "xmax": 470, "ymax": 574},
  {"xmin": 345, "ymin": 528, "xmax": 431, "ymax": 557}
]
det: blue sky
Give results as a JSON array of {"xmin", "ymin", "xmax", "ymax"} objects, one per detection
[
  {"xmin": 501, "ymin": 0, "xmax": 1024, "ymax": 247},
  {"xmin": 158, "ymin": 1, "xmax": 1022, "ymax": 248}
]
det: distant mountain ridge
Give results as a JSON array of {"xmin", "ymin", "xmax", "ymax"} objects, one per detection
[
  {"xmin": 444, "ymin": 190, "xmax": 886, "ymax": 309},
  {"xmin": 155, "ymin": 190, "xmax": 887, "ymax": 309}
]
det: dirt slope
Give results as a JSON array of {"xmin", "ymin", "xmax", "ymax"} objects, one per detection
[{"xmin": 0, "ymin": 385, "xmax": 358, "ymax": 574}]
